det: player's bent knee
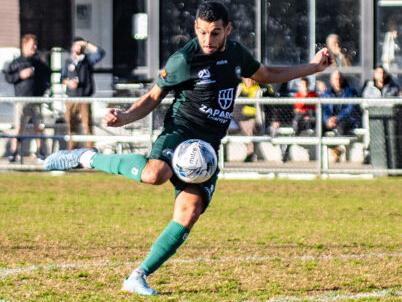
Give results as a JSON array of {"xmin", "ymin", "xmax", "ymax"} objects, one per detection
[
  {"xmin": 141, "ymin": 161, "xmax": 172, "ymax": 185},
  {"xmin": 141, "ymin": 171, "xmax": 167, "ymax": 185}
]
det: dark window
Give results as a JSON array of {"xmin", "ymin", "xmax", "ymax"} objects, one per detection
[
  {"xmin": 159, "ymin": 1, "xmax": 257, "ymax": 66},
  {"xmin": 113, "ymin": 0, "xmax": 146, "ymax": 79},
  {"xmin": 262, "ymin": 0, "xmax": 309, "ymax": 65},
  {"xmin": 316, "ymin": 0, "xmax": 360, "ymax": 66},
  {"xmin": 226, "ymin": 1, "xmax": 257, "ymax": 53},
  {"xmin": 376, "ymin": 2, "xmax": 402, "ymax": 70},
  {"xmin": 20, "ymin": 0, "xmax": 72, "ymax": 51},
  {"xmin": 159, "ymin": 0, "xmax": 197, "ymax": 66}
]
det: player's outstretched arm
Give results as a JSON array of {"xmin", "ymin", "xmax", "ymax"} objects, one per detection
[
  {"xmin": 251, "ymin": 48, "xmax": 331, "ymax": 84},
  {"xmin": 103, "ymin": 85, "xmax": 168, "ymax": 127}
]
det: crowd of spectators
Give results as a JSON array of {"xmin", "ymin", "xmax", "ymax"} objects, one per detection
[
  {"xmin": 234, "ymin": 67, "xmax": 400, "ymax": 137},
  {"xmin": 2, "ymin": 31, "xmax": 401, "ymax": 164},
  {"xmin": 2, "ymin": 33, "xmax": 104, "ymax": 163},
  {"xmin": 231, "ymin": 66, "xmax": 401, "ymax": 162}
]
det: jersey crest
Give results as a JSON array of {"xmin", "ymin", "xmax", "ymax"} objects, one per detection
[{"xmin": 218, "ymin": 88, "xmax": 234, "ymax": 110}]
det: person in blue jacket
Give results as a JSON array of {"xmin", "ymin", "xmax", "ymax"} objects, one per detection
[
  {"xmin": 61, "ymin": 37, "xmax": 105, "ymax": 149},
  {"xmin": 323, "ymin": 70, "xmax": 361, "ymax": 135}
]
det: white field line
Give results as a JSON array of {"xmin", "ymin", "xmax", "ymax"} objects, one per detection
[
  {"xmin": 263, "ymin": 289, "xmax": 402, "ymax": 302},
  {"xmin": 0, "ymin": 252, "xmax": 401, "ymax": 280}
]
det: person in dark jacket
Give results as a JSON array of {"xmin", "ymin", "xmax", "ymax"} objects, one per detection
[
  {"xmin": 61, "ymin": 37, "xmax": 105, "ymax": 149},
  {"xmin": 322, "ymin": 70, "xmax": 361, "ymax": 136},
  {"xmin": 4, "ymin": 33, "xmax": 51, "ymax": 162}
]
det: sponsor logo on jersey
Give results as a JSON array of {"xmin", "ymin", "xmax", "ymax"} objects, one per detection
[
  {"xmin": 216, "ymin": 59, "xmax": 228, "ymax": 65},
  {"xmin": 218, "ymin": 88, "xmax": 234, "ymax": 110},
  {"xmin": 197, "ymin": 68, "xmax": 216, "ymax": 85},
  {"xmin": 199, "ymin": 104, "xmax": 232, "ymax": 124},
  {"xmin": 198, "ymin": 68, "xmax": 210, "ymax": 79},
  {"xmin": 199, "ymin": 88, "xmax": 234, "ymax": 124}
]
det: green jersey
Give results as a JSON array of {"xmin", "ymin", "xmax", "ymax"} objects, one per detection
[{"xmin": 156, "ymin": 38, "xmax": 260, "ymax": 147}]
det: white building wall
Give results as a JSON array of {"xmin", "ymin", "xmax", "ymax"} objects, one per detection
[
  {"xmin": 73, "ymin": 0, "xmax": 113, "ymax": 69},
  {"xmin": 73, "ymin": 0, "xmax": 113, "ymax": 98}
]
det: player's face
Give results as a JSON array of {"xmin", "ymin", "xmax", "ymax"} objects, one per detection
[{"xmin": 195, "ymin": 18, "xmax": 231, "ymax": 55}]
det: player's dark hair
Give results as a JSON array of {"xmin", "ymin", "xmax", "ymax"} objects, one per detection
[{"xmin": 196, "ymin": 1, "xmax": 229, "ymax": 26}]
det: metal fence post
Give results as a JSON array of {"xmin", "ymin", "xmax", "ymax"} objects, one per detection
[{"xmin": 316, "ymin": 98, "xmax": 323, "ymax": 176}]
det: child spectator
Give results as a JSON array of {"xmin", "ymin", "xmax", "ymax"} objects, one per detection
[{"xmin": 292, "ymin": 77, "xmax": 317, "ymax": 136}]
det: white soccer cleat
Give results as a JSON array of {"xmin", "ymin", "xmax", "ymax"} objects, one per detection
[
  {"xmin": 43, "ymin": 148, "xmax": 95, "ymax": 171},
  {"xmin": 122, "ymin": 269, "xmax": 158, "ymax": 296}
]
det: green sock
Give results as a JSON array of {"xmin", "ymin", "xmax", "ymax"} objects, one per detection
[
  {"xmin": 140, "ymin": 221, "xmax": 189, "ymax": 275},
  {"xmin": 90, "ymin": 153, "xmax": 147, "ymax": 182}
]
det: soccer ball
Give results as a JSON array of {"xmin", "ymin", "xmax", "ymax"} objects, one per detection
[{"xmin": 172, "ymin": 139, "xmax": 218, "ymax": 184}]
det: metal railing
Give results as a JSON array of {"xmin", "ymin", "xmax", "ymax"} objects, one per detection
[{"xmin": 1, "ymin": 96, "xmax": 402, "ymax": 177}]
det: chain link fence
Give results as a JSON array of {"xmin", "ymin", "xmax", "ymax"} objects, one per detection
[{"xmin": 1, "ymin": 96, "xmax": 401, "ymax": 177}]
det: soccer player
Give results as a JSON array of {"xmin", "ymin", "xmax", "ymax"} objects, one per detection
[{"xmin": 44, "ymin": 1, "xmax": 330, "ymax": 296}]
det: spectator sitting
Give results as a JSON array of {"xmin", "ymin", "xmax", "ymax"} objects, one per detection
[
  {"xmin": 315, "ymin": 80, "xmax": 327, "ymax": 97},
  {"xmin": 362, "ymin": 65, "xmax": 399, "ymax": 98},
  {"xmin": 381, "ymin": 20, "xmax": 399, "ymax": 70},
  {"xmin": 326, "ymin": 34, "xmax": 351, "ymax": 67},
  {"xmin": 4, "ymin": 34, "xmax": 51, "ymax": 162},
  {"xmin": 323, "ymin": 71, "xmax": 361, "ymax": 162},
  {"xmin": 322, "ymin": 70, "xmax": 361, "ymax": 136},
  {"xmin": 292, "ymin": 77, "xmax": 317, "ymax": 136},
  {"xmin": 61, "ymin": 37, "xmax": 105, "ymax": 150}
]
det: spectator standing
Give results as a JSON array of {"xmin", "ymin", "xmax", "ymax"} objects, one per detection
[
  {"xmin": 326, "ymin": 34, "xmax": 351, "ymax": 67},
  {"xmin": 233, "ymin": 78, "xmax": 269, "ymax": 162},
  {"xmin": 362, "ymin": 65, "xmax": 399, "ymax": 98},
  {"xmin": 381, "ymin": 20, "xmax": 399, "ymax": 70},
  {"xmin": 323, "ymin": 70, "xmax": 361, "ymax": 136},
  {"xmin": 4, "ymin": 34, "xmax": 51, "ymax": 162},
  {"xmin": 292, "ymin": 77, "xmax": 317, "ymax": 135},
  {"xmin": 61, "ymin": 37, "xmax": 105, "ymax": 149}
]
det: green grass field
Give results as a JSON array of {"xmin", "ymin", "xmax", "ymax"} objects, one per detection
[{"xmin": 0, "ymin": 172, "xmax": 401, "ymax": 302}]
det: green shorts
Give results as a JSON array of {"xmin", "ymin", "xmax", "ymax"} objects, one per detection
[{"xmin": 149, "ymin": 129, "xmax": 219, "ymax": 207}]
